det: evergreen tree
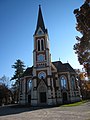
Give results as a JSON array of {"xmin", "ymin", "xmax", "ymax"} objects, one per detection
[
  {"xmin": 11, "ymin": 59, "xmax": 25, "ymax": 80},
  {"xmin": 73, "ymin": 0, "xmax": 90, "ymax": 77},
  {"xmin": 11, "ymin": 59, "xmax": 25, "ymax": 102}
]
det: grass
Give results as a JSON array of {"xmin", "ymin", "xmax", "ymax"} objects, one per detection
[{"xmin": 61, "ymin": 100, "xmax": 88, "ymax": 107}]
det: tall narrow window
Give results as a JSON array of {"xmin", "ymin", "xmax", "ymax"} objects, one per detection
[
  {"xmin": 38, "ymin": 40, "xmax": 40, "ymax": 51},
  {"xmin": 41, "ymin": 39, "xmax": 44, "ymax": 50},
  {"xmin": 60, "ymin": 76, "xmax": 67, "ymax": 89},
  {"xmin": 20, "ymin": 81, "xmax": 22, "ymax": 94},
  {"xmin": 37, "ymin": 39, "xmax": 44, "ymax": 51},
  {"xmin": 71, "ymin": 76, "xmax": 75, "ymax": 90},
  {"xmin": 28, "ymin": 80, "xmax": 32, "ymax": 91},
  {"xmin": 27, "ymin": 80, "xmax": 32, "ymax": 92}
]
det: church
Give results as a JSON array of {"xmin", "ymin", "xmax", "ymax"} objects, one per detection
[{"xmin": 19, "ymin": 5, "xmax": 81, "ymax": 106}]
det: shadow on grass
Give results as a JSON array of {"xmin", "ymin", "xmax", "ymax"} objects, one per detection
[
  {"xmin": 0, "ymin": 104, "xmax": 53, "ymax": 116},
  {"xmin": 0, "ymin": 100, "xmax": 90, "ymax": 116}
]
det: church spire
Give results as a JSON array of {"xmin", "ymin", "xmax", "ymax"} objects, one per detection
[{"xmin": 34, "ymin": 5, "xmax": 47, "ymax": 35}]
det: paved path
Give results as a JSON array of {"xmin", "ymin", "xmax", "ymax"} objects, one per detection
[{"xmin": 0, "ymin": 101, "xmax": 90, "ymax": 120}]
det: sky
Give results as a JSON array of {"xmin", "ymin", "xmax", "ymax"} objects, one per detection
[{"xmin": 0, "ymin": 0, "xmax": 84, "ymax": 80}]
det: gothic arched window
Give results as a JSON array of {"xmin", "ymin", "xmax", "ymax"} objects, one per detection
[
  {"xmin": 37, "ymin": 40, "xmax": 40, "ymax": 51},
  {"xmin": 71, "ymin": 76, "xmax": 75, "ymax": 90},
  {"xmin": 41, "ymin": 39, "xmax": 44, "ymax": 51},
  {"xmin": 37, "ymin": 38, "xmax": 44, "ymax": 51},
  {"xmin": 28, "ymin": 80, "xmax": 32, "ymax": 91},
  {"xmin": 60, "ymin": 76, "xmax": 67, "ymax": 89}
]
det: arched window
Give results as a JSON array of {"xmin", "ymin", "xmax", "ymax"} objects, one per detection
[
  {"xmin": 37, "ymin": 40, "xmax": 40, "ymax": 51},
  {"xmin": 71, "ymin": 76, "xmax": 75, "ymax": 90},
  {"xmin": 28, "ymin": 80, "xmax": 32, "ymax": 91},
  {"xmin": 60, "ymin": 76, "xmax": 67, "ymax": 89},
  {"xmin": 37, "ymin": 39, "xmax": 44, "ymax": 51},
  {"xmin": 41, "ymin": 39, "xmax": 44, "ymax": 51}
]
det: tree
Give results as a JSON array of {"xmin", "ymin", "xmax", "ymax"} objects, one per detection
[
  {"xmin": 0, "ymin": 84, "xmax": 12, "ymax": 105},
  {"xmin": 11, "ymin": 59, "xmax": 25, "ymax": 102},
  {"xmin": 0, "ymin": 75, "xmax": 10, "ymax": 87},
  {"xmin": 73, "ymin": 0, "xmax": 90, "ymax": 78}
]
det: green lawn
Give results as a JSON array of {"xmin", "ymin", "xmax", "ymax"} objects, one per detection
[{"xmin": 61, "ymin": 100, "xmax": 88, "ymax": 107}]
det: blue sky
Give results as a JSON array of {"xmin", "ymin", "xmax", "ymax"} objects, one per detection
[{"xmin": 0, "ymin": 0, "xmax": 84, "ymax": 79}]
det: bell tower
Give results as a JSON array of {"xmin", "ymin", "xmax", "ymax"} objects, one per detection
[
  {"xmin": 33, "ymin": 5, "xmax": 51, "ymax": 69},
  {"xmin": 31, "ymin": 5, "xmax": 55, "ymax": 106}
]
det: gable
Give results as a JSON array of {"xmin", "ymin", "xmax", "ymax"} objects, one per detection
[
  {"xmin": 51, "ymin": 63, "xmax": 57, "ymax": 72},
  {"xmin": 36, "ymin": 27, "xmax": 44, "ymax": 35},
  {"xmin": 38, "ymin": 80, "xmax": 47, "ymax": 92},
  {"xmin": 52, "ymin": 61, "xmax": 76, "ymax": 73}
]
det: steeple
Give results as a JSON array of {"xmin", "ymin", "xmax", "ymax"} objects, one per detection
[{"xmin": 34, "ymin": 5, "xmax": 47, "ymax": 35}]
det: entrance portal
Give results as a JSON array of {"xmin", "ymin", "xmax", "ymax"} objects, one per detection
[
  {"xmin": 40, "ymin": 92, "xmax": 46, "ymax": 103},
  {"xmin": 28, "ymin": 95, "xmax": 31, "ymax": 104},
  {"xmin": 62, "ymin": 92, "xmax": 67, "ymax": 103}
]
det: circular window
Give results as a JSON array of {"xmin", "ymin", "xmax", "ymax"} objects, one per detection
[{"xmin": 38, "ymin": 71, "xmax": 46, "ymax": 79}]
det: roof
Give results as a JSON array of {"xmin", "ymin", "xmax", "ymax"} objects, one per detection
[
  {"xmin": 52, "ymin": 61, "xmax": 76, "ymax": 73},
  {"xmin": 22, "ymin": 67, "xmax": 33, "ymax": 77},
  {"xmin": 34, "ymin": 5, "xmax": 47, "ymax": 35},
  {"xmin": 22, "ymin": 61, "xmax": 76, "ymax": 78}
]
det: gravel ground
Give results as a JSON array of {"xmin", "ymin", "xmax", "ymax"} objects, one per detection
[{"xmin": 0, "ymin": 101, "xmax": 90, "ymax": 120}]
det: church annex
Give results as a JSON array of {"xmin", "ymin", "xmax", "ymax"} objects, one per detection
[{"xmin": 19, "ymin": 5, "xmax": 81, "ymax": 106}]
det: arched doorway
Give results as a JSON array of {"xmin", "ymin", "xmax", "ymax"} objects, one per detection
[
  {"xmin": 62, "ymin": 92, "xmax": 68, "ymax": 104},
  {"xmin": 39, "ymin": 92, "xmax": 46, "ymax": 103},
  {"xmin": 38, "ymin": 80, "xmax": 47, "ymax": 104}
]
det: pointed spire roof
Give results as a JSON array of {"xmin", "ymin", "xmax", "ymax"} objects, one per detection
[{"xmin": 34, "ymin": 5, "xmax": 47, "ymax": 35}]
